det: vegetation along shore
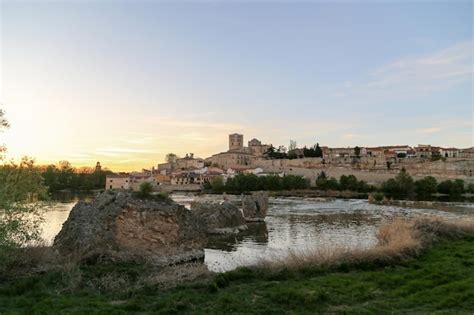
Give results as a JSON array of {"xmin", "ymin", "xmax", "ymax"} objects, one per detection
[{"xmin": 1, "ymin": 218, "xmax": 473, "ymax": 314}]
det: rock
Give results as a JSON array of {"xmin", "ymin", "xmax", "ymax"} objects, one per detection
[
  {"xmin": 53, "ymin": 191, "xmax": 207, "ymax": 265},
  {"xmin": 242, "ymin": 191, "xmax": 269, "ymax": 222},
  {"xmin": 191, "ymin": 201, "xmax": 247, "ymax": 235}
]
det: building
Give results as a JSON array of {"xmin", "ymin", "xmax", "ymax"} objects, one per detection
[
  {"xmin": 175, "ymin": 153, "xmax": 205, "ymax": 170},
  {"xmin": 416, "ymin": 145, "xmax": 432, "ymax": 158},
  {"xmin": 206, "ymin": 151, "xmax": 257, "ymax": 169},
  {"xmin": 248, "ymin": 138, "xmax": 271, "ymax": 157},
  {"xmin": 439, "ymin": 147, "xmax": 459, "ymax": 158},
  {"xmin": 459, "ymin": 147, "xmax": 474, "ymax": 158},
  {"xmin": 229, "ymin": 133, "xmax": 244, "ymax": 151},
  {"xmin": 206, "ymin": 133, "xmax": 269, "ymax": 169},
  {"xmin": 327, "ymin": 147, "xmax": 353, "ymax": 158},
  {"xmin": 106, "ymin": 174, "xmax": 130, "ymax": 190}
]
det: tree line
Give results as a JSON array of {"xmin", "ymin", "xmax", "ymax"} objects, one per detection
[
  {"xmin": 41, "ymin": 161, "xmax": 113, "ymax": 192},
  {"xmin": 265, "ymin": 141, "xmax": 323, "ymax": 159},
  {"xmin": 205, "ymin": 169, "xmax": 473, "ymax": 199},
  {"xmin": 205, "ymin": 173, "xmax": 310, "ymax": 193}
]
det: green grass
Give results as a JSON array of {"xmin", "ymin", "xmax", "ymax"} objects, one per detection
[{"xmin": 1, "ymin": 238, "xmax": 473, "ymax": 314}]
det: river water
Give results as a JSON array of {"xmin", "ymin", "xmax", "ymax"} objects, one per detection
[{"xmin": 39, "ymin": 193, "xmax": 474, "ymax": 272}]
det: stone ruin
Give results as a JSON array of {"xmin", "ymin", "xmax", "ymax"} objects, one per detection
[{"xmin": 54, "ymin": 190, "xmax": 269, "ymax": 264}]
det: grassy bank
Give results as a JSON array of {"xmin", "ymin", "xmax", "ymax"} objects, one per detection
[{"xmin": 1, "ymin": 219, "xmax": 473, "ymax": 314}]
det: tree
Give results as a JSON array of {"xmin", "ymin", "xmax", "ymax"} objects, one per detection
[
  {"xmin": 165, "ymin": 153, "xmax": 179, "ymax": 164},
  {"xmin": 437, "ymin": 179, "xmax": 465, "ymax": 196},
  {"xmin": 138, "ymin": 181, "xmax": 153, "ymax": 197},
  {"xmin": 0, "ymin": 110, "xmax": 47, "ymax": 264},
  {"xmin": 354, "ymin": 146, "xmax": 361, "ymax": 157},
  {"xmin": 314, "ymin": 143, "xmax": 323, "ymax": 158},
  {"xmin": 209, "ymin": 176, "xmax": 225, "ymax": 192},
  {"xmin": 381, "ymin": 169, "xmax": 415, "ymax": 198},
  {"xmin": 414, "ymin": 176, "xmax": 438, "ymax": 196}
]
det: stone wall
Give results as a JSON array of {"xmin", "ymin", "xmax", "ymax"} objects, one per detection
[{"xmin": 255, "ymin": 157, "xmax": 474, "ymax": 185}]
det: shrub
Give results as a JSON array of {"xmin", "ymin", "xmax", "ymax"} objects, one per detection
[
  {"xmin": 138, "ymin": 182, "xmax": 153, "ymax": 197},
  {"xmin": 414, "ymin": 176, "xmax": 438, "ymax": 196},
  {"xmin": 209, "ymin": 176, "xmax": 224, "ymax": 193},
  {"xmin": 437, "ymin": 179, "xmax": 465, "ymax": 196},
  {"xmin": 381, "ymin": 169, "xmax": 415, "ymax": 198}
]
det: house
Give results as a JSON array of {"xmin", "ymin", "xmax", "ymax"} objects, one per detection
[
  {"xmin": 459, "ymin": 147, "xmax": 474, "ymax": 158},
  {"xmin": 439, "ymin": 147, "xmax": 459, "ymax": 158},
  {"xmin": 105, "ymin": 174, "xmax": 130, "ymax": 190},
  {"xmin": 175, "ymin": 153, "xmax": 205, "ymax": 170},
  {"xmin": 416, "ymin": 145, "xmax": 432, "ymax": 158}
]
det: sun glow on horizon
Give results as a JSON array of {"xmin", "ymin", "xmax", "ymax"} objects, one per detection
[{"xmin": 1, "ymin": 2, "xmax": 472, "ymax": 171}]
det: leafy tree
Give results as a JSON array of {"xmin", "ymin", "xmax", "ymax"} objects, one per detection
[
  {"xmin": 314, "ymin": 143, "xmax": 323, "ymax": 158},
  {"xmin": 414, "ymin": 176, "xmax": 438, "ymax": 196},
  {"xmin": 339, "ymin": 175, "xmax": 358, "ymax": 191},
  {"xmin": 138, "ymin": 181, "xmax": 153, "ymax": 197},
  {"xmin": 437, "ymin": 179, "xmax": 465, "ymax": 196},
  {"xmin": 0, "ymin": 111, "xmax": 47, "ymax": 269},
  {"xmin": 354, "ymin": 146, "xmax": 361, "ymax": 157},
  {"xmin": 381, "ymin": 169, "xmax": 415, "ymax": 198},
  {"xmin": 209, "ymin": 176, "xmax": 225, "ymax": 193},
  {"xmin": 468, "ymin": 183, "xmax": 474, "ymax": 194},
  {"xmin": 315, "ymin": 172, "xmax": 339, "ymax": 190}
]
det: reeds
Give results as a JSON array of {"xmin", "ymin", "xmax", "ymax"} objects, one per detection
[{"xmin": 260, "ymin": 217, "xmax": 474, "ymax": 271}]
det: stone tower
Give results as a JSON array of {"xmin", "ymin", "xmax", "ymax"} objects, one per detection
[
  {"xmin": 229, "ymin": 133, "xmax": 244, "ymax": 151},
  {"xmin": 95, "ymin": 161, "xmax": 102, "ymax": 172}
]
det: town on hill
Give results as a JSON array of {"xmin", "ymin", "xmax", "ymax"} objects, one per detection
[{"xmin": 106, "ymin": 133, "xmax": 474, "ymax": 191}]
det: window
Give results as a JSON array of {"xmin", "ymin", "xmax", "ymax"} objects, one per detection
[
  {"xmin": 110, "ymin": 180, "xmax": 113, "ymax": 182},
  {"xmin": 110, "ymin": 185, "xmax": 112, "ymax": 189}
]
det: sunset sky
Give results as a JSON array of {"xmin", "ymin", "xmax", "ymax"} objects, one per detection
[{"xmin": 1, "ymin": 1, "xmax": 472, "ymax": 171}]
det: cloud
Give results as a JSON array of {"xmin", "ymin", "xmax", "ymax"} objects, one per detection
[
  {"xmin": 333, "ymin": 41, "xmax": 473, "ymax": 98},
  {"xmin": 416, "ymin": 127, "xmax": 441, "ymax": 134}
]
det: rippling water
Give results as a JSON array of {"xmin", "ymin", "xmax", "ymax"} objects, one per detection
[{"xmin": 39, "ymin": 193, "xmax": 474, "ymax": 272}]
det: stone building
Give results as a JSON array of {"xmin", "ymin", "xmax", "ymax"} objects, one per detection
[
  {"xmin": 206, "ymin": 133, "xmax": 268, "ymax": 169},
  {"xmin": 175, "ymin": 153, "xmax": 204, "ymax": 170},
  {"xmin": 248, "ymin": 138, "xmax": 271, "ymax": 157},
  {"xmin": 439, "ymin": 147, "xmax": 460, "ymax": 158},
  {"xmin": 229, "ymin": 133, "xmax": 244, "ymax": 151},
  {"xmin": 106, "ymin": 174, "xmax": 130, "ymax": 190}
]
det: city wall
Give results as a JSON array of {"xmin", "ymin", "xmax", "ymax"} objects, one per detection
[{"xmin": 255, "ymin": 157, "xmax": 474, "ymax": 185}]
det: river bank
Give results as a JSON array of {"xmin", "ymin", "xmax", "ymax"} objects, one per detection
[{"xmin": 1, "ymin": 219, "xmax": 473, "ymax": 314}]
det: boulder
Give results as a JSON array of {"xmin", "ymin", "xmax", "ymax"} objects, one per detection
[
  {"xmin": 242, "ymin": 191, "xmax": 269, "ymax": 222},
  {"xmin": 53, "ymin": 191, "xmax": 207, "ymax": 265},
  {"xmin": 191, "ymin": 201, "xmax": 247, "ymax": 235}
]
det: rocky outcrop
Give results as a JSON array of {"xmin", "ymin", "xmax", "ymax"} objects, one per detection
[
  {"xmin": 191, "ymin": 201, "xmax": 247, "ymax": 235},
  {"xmin": 54, "ymin": 191, "xmax": 207, "ymax": 265},
  {"xmin": 242, "ymin": 191, "xmax": 269, "ymax": 222}
]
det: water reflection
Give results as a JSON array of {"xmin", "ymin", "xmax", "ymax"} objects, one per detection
[
  {"xmin": 206, "ymin": 222, "xmax": 269, "ymax": 252},
  {"xmin": 38, "ymin": 193, "xmax": 474, "ymax": 272}
]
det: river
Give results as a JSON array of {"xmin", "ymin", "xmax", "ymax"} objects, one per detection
[{"xmin": 38, "ymin": 193, "xmax": 474, "ymax": 272}]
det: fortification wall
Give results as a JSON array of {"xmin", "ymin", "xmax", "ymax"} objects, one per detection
[{"xmin": 255, "ymin": 158, "xmax": 474, "ymax": 186}]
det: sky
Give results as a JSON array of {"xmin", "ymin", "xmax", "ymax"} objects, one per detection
[{"xmin": 0, "ymin": 1, "xmax": 472, "ymax": 171}]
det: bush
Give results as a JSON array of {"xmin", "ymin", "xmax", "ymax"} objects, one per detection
[
  {"xmin": 467, "ymin": 183, "xmax": 474, "ymax": 194},
  {"xmin": 223, "ymin": 173, "xmax": 308, "ymax": 192},
  {"xmin": 381, "ymin": 169, "xmax": 415, "ymax": 199},
  {"xmin": 208, "ymin": 176, "xmax": 225, "ymax": 193},
  {"xmin": 414, "ymin": 176, "xmax": 438, "ymax": 196},
  {"xmin": 138, "ymin": 182, "xmax": 153, "ymax": 197},
  {"xmin": 437, "ymin": 180, "xmax": 465, "ymax": 196},
  {"xmin": 371, "ymin": 192, "xmax": 385, "ymax": 202},
  {"xmin": 339, "ymin": 175, "xmax": 358, "ymax": 191}
]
